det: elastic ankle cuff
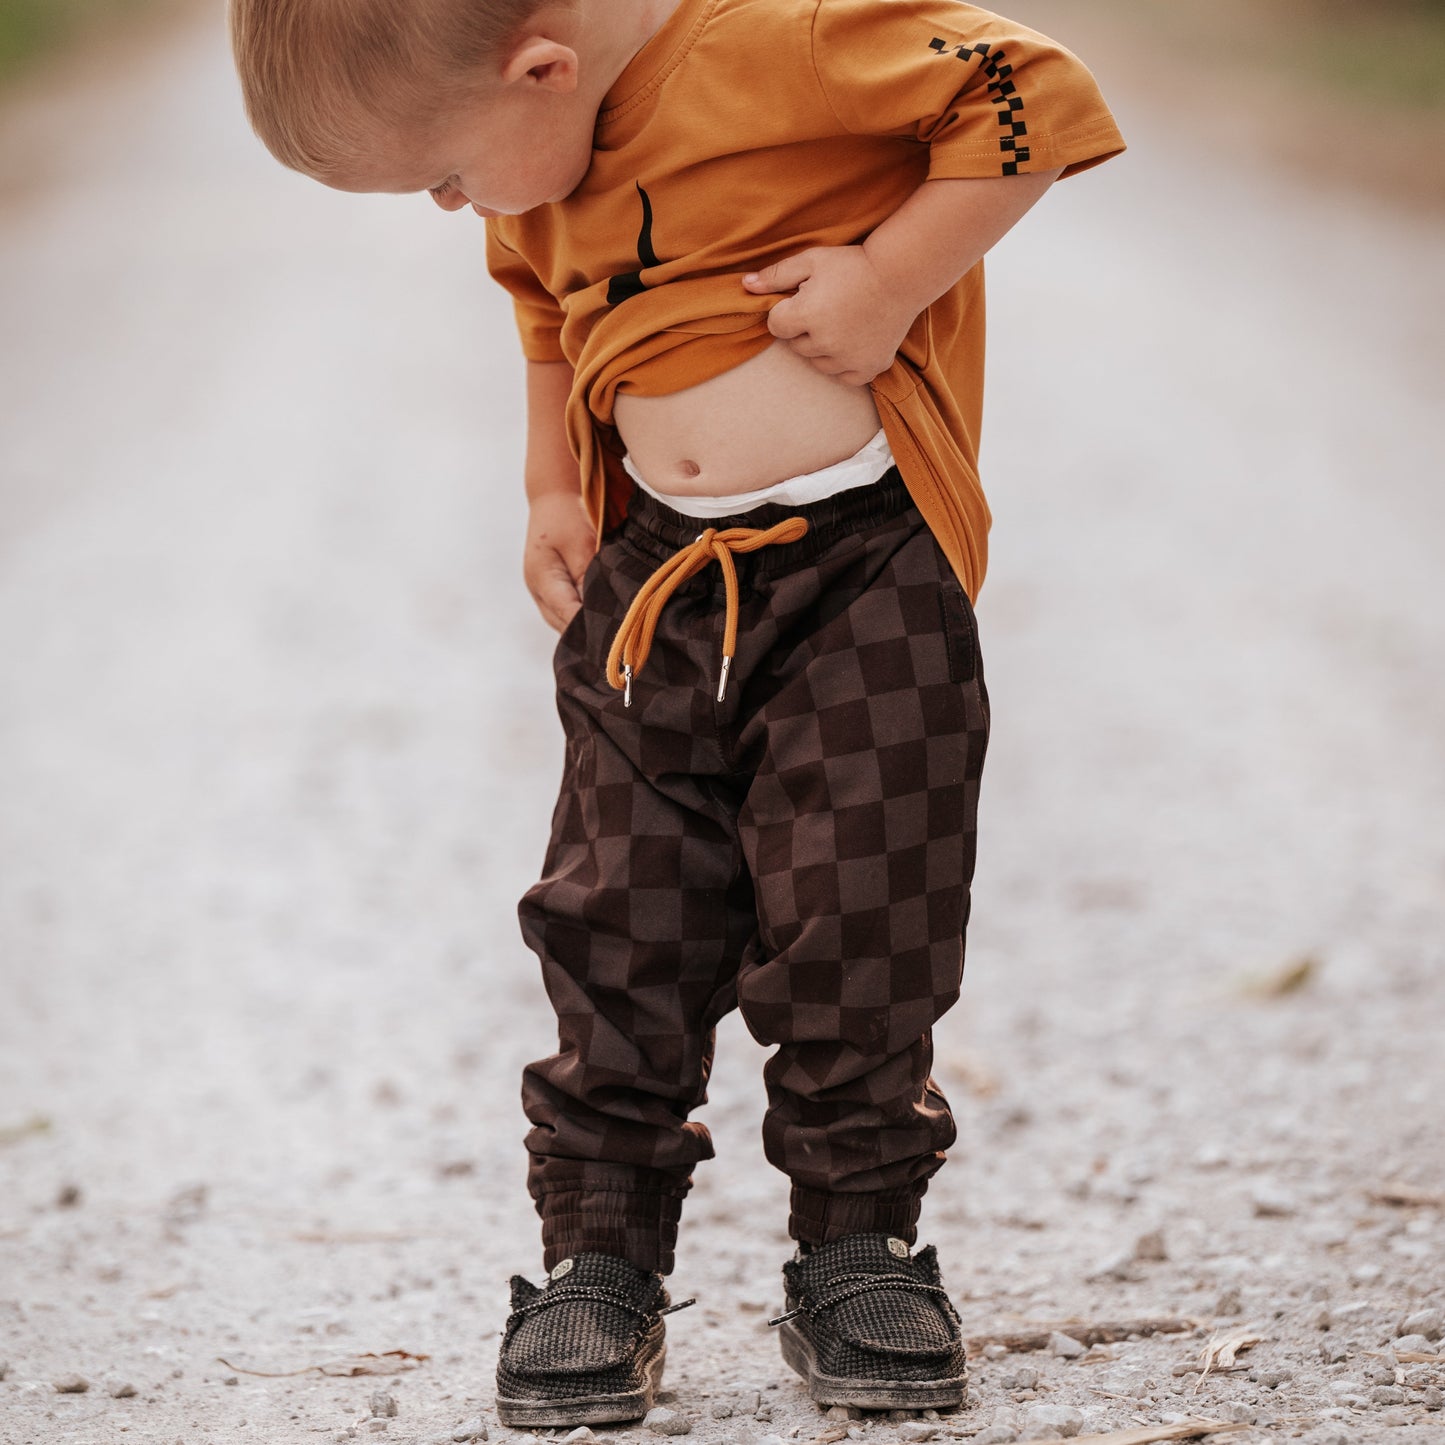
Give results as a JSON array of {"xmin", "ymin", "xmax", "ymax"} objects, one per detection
[
  {"xmin": 789, "ymin": 1185, "xmax": 926, "ymax": 1248},
  {"xmin": 537, "ymin": 1185, "xmax": 685, "ymax": 1276}
]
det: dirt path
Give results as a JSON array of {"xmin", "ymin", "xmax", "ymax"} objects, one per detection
[{"xmin": 1, "ymin": 9, "xmax": 1442, "ymax": 1445}]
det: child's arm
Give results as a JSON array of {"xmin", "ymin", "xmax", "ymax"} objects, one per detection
[
  {"xmin": 741, "ymin": 169, "xmax": 1061, "ymax": 387},
  {"xmin": 523, "ymin": 358, "xmax": 596, "ymax": 631}
]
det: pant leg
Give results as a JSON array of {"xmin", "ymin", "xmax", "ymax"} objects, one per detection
[
  {"xmin": 517, "ymin": 537, "xmax": 751, "ymax": 1276},
  {"xmin": 731, "ymin": 508, "xmax": 990, "ymax": 1247}
]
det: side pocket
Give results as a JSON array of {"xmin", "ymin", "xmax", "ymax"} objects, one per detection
[
  {"xmin": 938, "ymin": 580, "xmax": 991, "ymax": 746},
  {"xmin": 938, "ymin": 582, "xmax": 979, "ymax": 687}
]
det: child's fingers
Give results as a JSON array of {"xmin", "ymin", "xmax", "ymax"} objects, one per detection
[
  {"xmin": 741, "ymin": 252, "xmax": 816, "ymax": 295},
  {"xmin": 765, "ymin": 297, "xmax": 809, "ymax": 341},
  {"xmin": 528, "ymin": 557, "xmax": 583, "ymax": 633}
]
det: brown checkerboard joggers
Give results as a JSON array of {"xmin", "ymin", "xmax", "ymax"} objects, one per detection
[{"xmin": 518, "ymin": 470, "xmax": 989, "ymax": 1275}]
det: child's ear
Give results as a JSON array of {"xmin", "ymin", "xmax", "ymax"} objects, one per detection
[{"xmin": 500, "ymin": 36, "xmax": 580, "ymax": 94}]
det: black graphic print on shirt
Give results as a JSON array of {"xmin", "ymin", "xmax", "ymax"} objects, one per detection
[
  {"xmin": 606, "ymin": 183, "xmax": 665, "ymax": 305},
  {"xmin": 928, "ymin": 36, "xmax": 1031, "ymax": 176}
]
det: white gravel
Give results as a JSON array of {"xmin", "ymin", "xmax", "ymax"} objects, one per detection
[{"xmin": 1, "ymin": 6, "xmax": 1443, "ymax": 1445}]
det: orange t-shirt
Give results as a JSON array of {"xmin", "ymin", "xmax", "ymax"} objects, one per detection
[{"xmin": 486, "ymin": 0, "xmax": 1124, "ymax": 599}]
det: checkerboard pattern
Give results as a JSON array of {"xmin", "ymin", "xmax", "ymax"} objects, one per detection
[
  {"xmin": 928, "ymin": 36, "xmax": 1032, "ymax": 176},
  {"xmin": 518, "ymin": 473, "xmax": 989, "ymax": 1274}
]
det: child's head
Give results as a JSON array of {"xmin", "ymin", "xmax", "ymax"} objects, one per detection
[{"xmin": 230, "ymin": 0, "xmax": 597, "ymax": 216}]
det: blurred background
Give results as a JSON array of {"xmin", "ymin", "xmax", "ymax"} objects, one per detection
[{"xmin": 1, "ymin": 3, "xmax": 1442, "ymax": 1443}]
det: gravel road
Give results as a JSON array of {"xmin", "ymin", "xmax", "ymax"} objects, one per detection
[{"xmin": 1, "ymin": 8, "xmax": 1442, "ymax": 1445}]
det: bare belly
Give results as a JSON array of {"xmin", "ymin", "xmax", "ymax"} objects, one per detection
[{"xmin": 612, "ymin": 340, "xmax": 882, "ymax": 496}]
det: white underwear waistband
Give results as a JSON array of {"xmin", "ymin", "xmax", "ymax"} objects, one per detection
[{"xmin": 624, "ymin": 428, "xmax": 894, "ymax": 520}]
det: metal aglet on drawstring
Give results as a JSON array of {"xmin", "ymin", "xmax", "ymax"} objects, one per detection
[
  {"xmin": 767, "ymin": 1307, "xmax": 801, "ymax": 1327},
  {"xmin": 661, "ymin": 1297, "xmax": 697, "ymax": 1316},
  {"xmin": 623, "ymin": 664, "xmax": 634, "ymax": 708},
  {"xmin": 716, "ymin": 654, "xmax": 733, "ymax": 704}
]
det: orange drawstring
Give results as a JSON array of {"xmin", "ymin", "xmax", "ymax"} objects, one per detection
[{"xmin": 606, "ymin": 518, "xmax": 809, "ymax": 706}]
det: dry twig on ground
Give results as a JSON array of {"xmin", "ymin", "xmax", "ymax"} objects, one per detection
[{"xmin": 967, "ymin": 1317, "xmax": 1194, "ymax": 1354}]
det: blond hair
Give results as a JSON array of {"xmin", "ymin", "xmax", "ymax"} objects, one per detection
[{"xmin": 229, "ymin": 0, "xmax": 549, "ymax": 180}]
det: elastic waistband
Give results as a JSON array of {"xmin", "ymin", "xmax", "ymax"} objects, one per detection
[{"xmin": 618, "ymin": 467, "xmax": 913, "ymax": 575}]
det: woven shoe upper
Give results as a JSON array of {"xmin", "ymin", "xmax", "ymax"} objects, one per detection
[
  {"xmin": 499, "ymin": 1253, "xmax": 668, "ymax": 1397},
  {"xmin": 780, "ymin": 1235, "xmax": 964, "ymax": 1381}
]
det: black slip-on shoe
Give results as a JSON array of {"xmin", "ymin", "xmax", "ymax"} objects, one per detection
[
  {"xmin": 494, "ymin": 1253, "xmax": 693, "ymax": 1427},
  {"xmin": 772, "ymin": 1234, "xmax": 968, "ymax": 1411}
]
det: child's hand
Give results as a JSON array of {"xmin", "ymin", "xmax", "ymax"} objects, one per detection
[
  {"xmin": 742, "ymin": 246, "xmax": 917, "ymax": 387},
  {"xmin": 524, "ymin": 490, "xmax": 597, "ymax": 632}
]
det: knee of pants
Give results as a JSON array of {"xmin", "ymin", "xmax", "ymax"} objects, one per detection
[{"xmin": 734, "ymin": 928, "xmax": 964, "ymax": 1077}]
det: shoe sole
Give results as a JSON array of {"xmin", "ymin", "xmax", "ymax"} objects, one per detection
[
  {"xmin": 495, "ymin": 1343, "xmax": 666, "ymax": 1427},
  {"xmin": 779, "ymin": 1321, "xmax": 966, "ymax": 1410}
]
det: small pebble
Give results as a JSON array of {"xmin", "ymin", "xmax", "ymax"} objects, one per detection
[
  {"xmin": 451, "ymin": 1418, "xmax": 487, "ymax": 1443},
  {"xmin": 1379, "ymin": 1409, "xmax": 1412, "ymax": 1427},
  {"xmin": 1319, "ymin": 1338, "xmax": 1350, "ymax": 1364},
  {"xmin": 643, "ymin": 1406, "xmax": 692, "ymax": 1436},
  {"xmin": 563, "ymin": 1429, "xmax": 596, "ymax": 1442},
  {"xmin": 1087, "ymin": 1247, "xmax": 1135, "ymax": 1282},
  {"xmin": 709, "ymin": 1401, "xmax": 733, "ymax": 1419},
  {"xmin": 847, "ymin": 1431, "xmax": 864, "ymax": 1443},
  {"xmin": 370, "ymin": 1392, "xmax": 399, "ymax": 1418},
  {"xmin": 826, "ymin": 1405, "xmax": 862, "ymax": 1421},
  {"xmin": 1422, "ymin": 1385, "xmax": 1443, "ymax": 1410},
  {"xmin": 1251, "ymin": 1185, "xmax": 1296, "ymax": 1217},
  {"xmin": 898, "ymin": 1424, "xmax": 937, "ymax": 1442},
  {"xmin": 56, "ymin": 1183, "xmax": 82, "ymax": 1208},
  {"xmin": 1256, "ymin": 1368, "xmax": 1291, "ymax": 1389},
  {"xmin": 1047, "ymin": 1331, "xmax": 1086, "ymax": 1358},
  {"xmin": 1020, "ymin": 1404, "xmax": 1084, "ymax": 1440},
  {"xmin": 53, "ymin": 1375, "xmax": 90, "ymax": 1394},
  {"xmin": 1372, "ymin": 1386, "xmax": 1406, "ymax": 1405},
  {"xmin": 1133, "ymin": 1229, "xmax": 1167, "ymax": 1261},
  {"xmin": 1400, "ymin": 1307, "xmax": 1442, "ymax": 1341},
  {"xmin": 107, "ymin": 1380, "xmax": 138, "ymax": 1398},
  {"xmin": 1213, "ymin": 1287, "xmax": 1243, "ymax": 1316},
  {"xmin": 999, "ymin": 1365, "xmax": 1039, "ymax": 1390},
  {"xmin": 1393, "ymin": 1333, "xmax": 1432, "ymax": 1353},
  {"xmin": 973, "ymin": 1429, "xmax": 1018, "ymax": 1445},
  {"xmin": 1217, "ymin": 1403, "xmax": 1257, "ymax": 1425},
  {"xmin": 366, "ymin": 1422, "xmax": 389, "ymax": 1436},
  {"xmin": 223, "ymin": 1375, "xmax": 239, "ymax": 1386}
]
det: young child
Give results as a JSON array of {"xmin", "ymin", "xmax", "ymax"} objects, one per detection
[{"xmin": 231, "ymin": 0, "xmax": 1123, "ymax": 1426}]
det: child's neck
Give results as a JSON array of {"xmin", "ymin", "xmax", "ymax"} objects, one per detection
[{"xmin": 568, "ymin": 0, "xmax": 687, "ymax": 108}]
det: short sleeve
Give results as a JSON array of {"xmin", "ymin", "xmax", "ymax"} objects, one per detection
[
  {"xmin": 485, "ymin": 223, "xmax": 568, "ymax": 363},
  {"xmin": 809, "ymin": 0, "xmax": 1125, "ymax": 181}
]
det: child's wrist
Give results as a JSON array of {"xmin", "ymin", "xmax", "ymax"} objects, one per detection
[{"xmin": 860, "ymin": 237, "xmax": 936, "ymax": 323}]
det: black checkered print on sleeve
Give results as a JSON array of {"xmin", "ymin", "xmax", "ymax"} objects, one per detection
[
  {"xmin": 928, "ymin": 36, "xmax": 1031, "ymax": 175},
  {"xmin": 517, "ymin": 475, "xmax": 989, "ymax": 1274}
]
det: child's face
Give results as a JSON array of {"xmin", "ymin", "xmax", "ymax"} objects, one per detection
[
  {"xmin": 335, "ymin": 40, "xmax": 595, "ymax": 218},
  {"xmin": 414, "ymin": 88, "xmax": 596, "ymax": 218}
]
